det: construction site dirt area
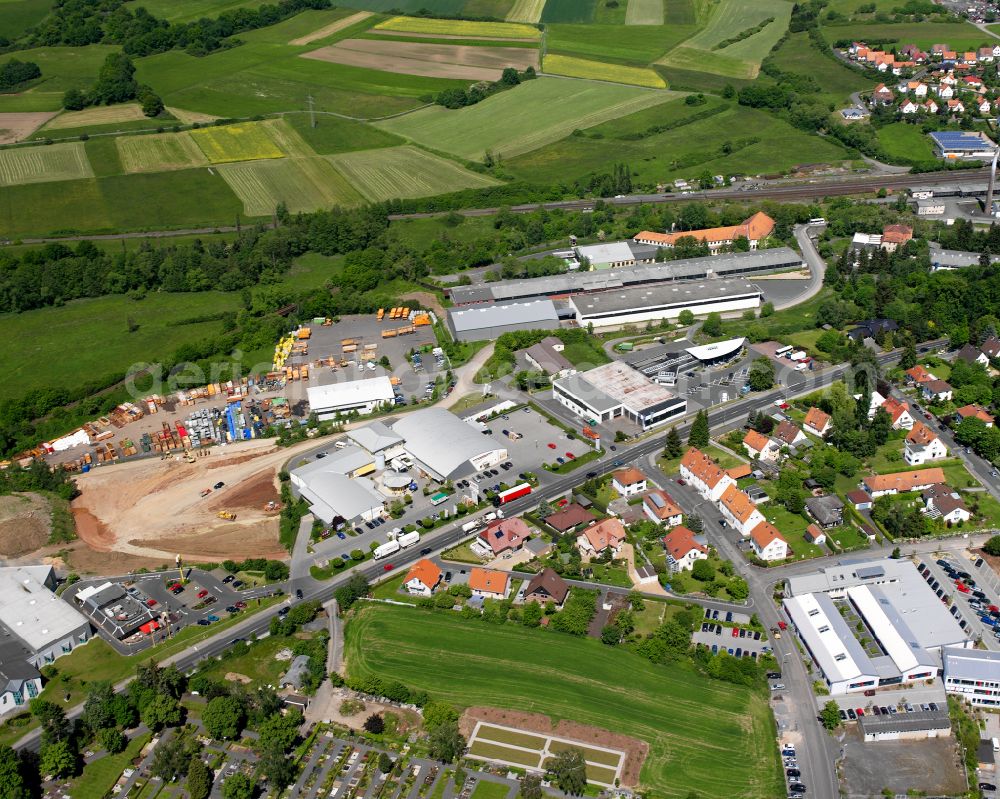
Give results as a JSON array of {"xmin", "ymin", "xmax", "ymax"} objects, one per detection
[
  {"xmin": 0, "ymin": 492, "xmax": 52, "ymax": 558},
  {"xmin": 70, "ymin": 438, "xmax": 313, "ymax": 563},
  {"xmin": 459, "ymin": 706, "xmax": 647, "ymax": 787}
]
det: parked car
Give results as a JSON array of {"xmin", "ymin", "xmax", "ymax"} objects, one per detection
[
  {"xmin": 222, "ymin": 575, "xmax": 235, "ymax": 584},
  {"xmin": 197, "ymin": 589, "xmax": 209, "ymax": 599}
]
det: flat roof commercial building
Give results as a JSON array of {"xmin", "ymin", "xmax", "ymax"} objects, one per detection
[
  {"xmin": 74, "ymin": 582, "xmax": 157, "ymax": 639},
  {"xmin": 553, "ymin": 361, "xmax": 686, "ymax": 431},
  {"xmin": 942, "ymin": 646, "xmax": 1000, "ymax": 707},
  {"xmin": 296, "ymin": 471, "xmax": 386, "ymax": 524},
  {"xmin": 393, "ymin": 408, "xmax": 507, "ymax": 480},
  {"xmin": 929, "ymin": 130, "xmax": 997, "ymax": 160},
  {"xmin": 783, "ymin": 559, "xmax": 972, "ymax": 695},
  {"xmin": 859, "ymin": 709, "xmax": 951, "ymax": 742},
  {"xmin": 575, "ymin": 241, "xmax": 635, "ymax": 270},
  {"xmin": 447, "ymin": 248, "xmax": 803, "ymax": 306},
  {"xmin": 0, "ymin": 566, "xmax": 91, "ymax": 666},
  {"xmin": 568, "ymin": 279, "xmax": 761, "ymax": 328},
  {"xmin": 446, "ymin": 300, "xmax": 559, "ymax": 342},
  {"xmin": 307, "ymin": 377, "xmax": 395, "ymax": 421}
]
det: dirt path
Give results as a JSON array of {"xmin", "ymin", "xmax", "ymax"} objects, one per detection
[{"xmin": 289, "ymin": 11, "xmax": 372, "ymax": 45}]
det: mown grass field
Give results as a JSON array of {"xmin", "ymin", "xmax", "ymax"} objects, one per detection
[
  {"xmin": 283, "ymin": 112, "xmax": 404, "ymax": 153},
  {"xmin": 338, "ymin": 0, "xmax": 465, "ymax": 11},
  {"xmin": 0, "ymin": 0, "xmax": 52, "ymax": 39},
  {"xmin": 626, "ymin": 0, "xmax": 664, "ymax": 25},
  {"xmin": 218, "ymin": 155, "xmax": 362, "ymax": 214},
  {"xmin": 819, "ymin": 20, "xmax": 989, "ymax": 50},
  {"xmin": 541, "ymin": 0, "xmax": 596, "ymax": 23},
  {"xmin": 766, "ymin": 31, "xmax": 868, "ymax": 105},
  {"xmin": 543, "ymin": 54, "xmax": 667, "ymax": 88},
  {"xmin": 507, "ymin": 99, "xmax": 849, "ymax": 183},
  {"xmin": 43, "ymin": 102, "xmax": 147, "ymax": 130},
  {"xmin": 327, "ymin": 145, "xmax": 500, "ymax": 201},
  {"xmin": 506, "ymin": 0, "xmax": 545, "ymax": 22},
  {"xmin": 115, "ymin": 131, "xmax": 208, "ymax": 173},
  {"xmin": 546, "ymin": 23, "xmax": 696, "ymax": 64},
  {"xmin": 876, "ymin": 122, "xmax": 937, "ymax": 162},
  {"xmin": 345, "ymin": 604, "xmax": 784, "ymax": 799},
  {"xmin": 190, "ymin": 121, "xmax": 285, "ymax": 162},
  {"xmin": 374, "ymin": 15, "xmax": 540, "ymax": 38},
  {"xmin": 0, "ymin": 45, "xmax": 119, "ymax": 113},
  {"xmin": 659, "ymin": 0, "xmax": 792, "ymax": 78},
  {"xmin": 377, "ymin": 77, "xmax": 675, "ymax": 160},
  {"xmin": 0, "ymin": 141, "xmax": 93, "ymax": 186}
]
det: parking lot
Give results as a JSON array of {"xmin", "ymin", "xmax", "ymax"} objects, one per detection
[
  {"xmin": 694, "ymin": 621, "xmax": 769, "ymax": 659},
  {"xmin": 917, "ymin": 554, "xmax": 1000, "ymax": 651},
  {"xmin": 68, "ymin": 568, "xmax": 271, "ymax": 654}
]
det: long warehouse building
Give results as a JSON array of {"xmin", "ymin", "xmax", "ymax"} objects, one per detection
[
  {"xmin": 448, "ymin": 247, "xmax": 804, "ymax": 305},
  {"xmin": 569, "ymin": 279, "xmax": 761, "ymax": 328},
  {"xmin": 447, "ymin": 299, "xmax": 559, "ymax": 342}
]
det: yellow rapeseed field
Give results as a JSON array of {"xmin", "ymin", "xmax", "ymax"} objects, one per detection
[
  {"xmin": 375, "ymin": 15, "xmax": 540, "ymax": 40},
  {"xmin": 543, "ymin": 54, "xmax": 667, "ymax": 89}
]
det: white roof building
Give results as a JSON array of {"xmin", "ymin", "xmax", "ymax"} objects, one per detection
[
  {"xmin": 392, "ymin": 408, "xmax": 507, "ymax": 480},
  {"xmin": 298, "ymin": 472, "xmax": 386, "ymax": 524},
  {"xmin": 575, "ymin": 241, "xmax": 636, "ymax": 269},
  {"xmin": 943, "ymin": 647, "xmax": 1000, "ymax": 707},
  {"xmin": 347, "ymin": 421, "xmax": 405, "ymax": 455},
  {"xmin": 307, "ymin": 377, "xmax": 395, "ymax": 420}
]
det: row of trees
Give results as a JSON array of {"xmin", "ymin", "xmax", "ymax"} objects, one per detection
[{"xmin": 63, "ymin": 53, "xmax": 162, "ymax": 115}]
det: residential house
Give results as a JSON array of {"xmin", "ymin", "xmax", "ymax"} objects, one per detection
[
  {"xmin": 743, "ymin": 429, "xmax": 778, "ymax": 461},
  {"xmin": 772, "ymin": 420, "xmax": 807, "ymax": 448},
  {"xmin": 978, "ymin": 46, "xmax": 996, "ymax": 61},
  {"xmin": 680, "ymin": 448, "xmax": 736, "ymax": 501},
  {"xmin": 905, "ymin": 365, "xmax": 935, "ymax": 385},
  {"xmin": 904, "ymin": 421, "xmax": 949, "ymax": 465},
  {"xmin": 937, "ymin": 84, "xmax": 954, "ymax": 99},
  {"xmin": 921, "ymin": 379, "xmax": 953, "ymax": 402},
  {"xmin": 662, "ymin": 525, "xmax": 708, "ymax": 573},
  {"xmin": 467, "ymin": 568, "xmax": 510, "ymax": 600},
  {"xmin": 523, "ymin": 568, "xmax": 569, "ymax": 607},
  {"xmin": 524, "ymin": 336, "xmax": 576, "ymax": 379},
  {"xmin": 900, "ymin": 99, "xmax": 919, "ymax": 114},
  {"xmin": 882, "ymin": 397, "xmax": 915, "ymax": 430},
  {"xmin": 476, "ymin": 517, "xmax": 532, "ymax": 557},
  {"xmin": 847, "ymin": 489, "xmax": 873, "ymax": 510},
  {"xmin": 955, "ymin": 344, "xmax": 989, "ymax": 366},
  {"xmin": 955, "ymin": 404, "xmax": 995, "ymax": 427},
  {"xmin": 849, "ymin": 318, "xmax": 898, "ymax": 342},
  {"xmin": 805, "ymin": 494, "xmax": 845, "ymax": 528},
  {"xmin": 861, "ymin": 467, "xmax": 946, "ymax": 497},
  {"xmin": 963, "ymin": 51, "xmax": 977, "ymax": 65},
  {"xmin": 873, "ymin": 83, "xmax": 895, "ymax": 104},
  {"xmin": 981, "ymin": 337, "xmax": 1000, "ymax": 359},
  {"xmin": 924, "ymin": 99, "xmax": 940, "ymax": 114},
  {"xmin": 577, "ymin": 517, "xmax": 627, "ymax": 557},
  {"xmin": 804, "ymin": 407, "xmax": 832, "ymax": 437},
  {"xmin": 633, "ymin": 212, "xmax": 775, "ymax": 252},
  {"xmin": 923, "ymin": 484, "xmax": 971, "ymax": 525},
  {"xmin": 749, "ymin": 520, "xmax": 789, "ymax": 561},
  {"xmin": 718, "ymin": 484, "xmax": 765, "ymax": 537},
  {"xmin": 543, "ymin": 503, "xmax": 593, "ymax": 534},
  {"xmin": 881, "ymin": 224, "xmax": 913, "ymax": 253},
  {"xmin": 643, "ymin": 489, "xmax": 683, "ymax": 526},
  {"xmin": 403, "ymin": 559, "xmax": 442, "ymax": 596},
  {"xmin": 979, "ymin": 99, "xmax": 992, "ymax": 115},
  {"xmin": 964, "ymin": 75, "xmax": 984, "ymax": 89},
  {"xmin": 611, "ymin": 467, "xmax": 647, "ymax": 498},
  {"xmin": 804, "ymin": 524, "xmax": 827, "ymax": 546},
  {"xmin": 947, "ymin": 99, "xmax": 965, "ymax": 114}
]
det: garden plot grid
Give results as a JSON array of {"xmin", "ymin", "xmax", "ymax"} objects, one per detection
[{"xmin": 466, "ymin": 721, "xmax": 626, "ymax": 786}]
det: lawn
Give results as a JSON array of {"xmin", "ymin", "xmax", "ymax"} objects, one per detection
[
  {"xmin": 68, "ymin": 731, "xmax": 152, "ymax": 797},
  {"xmin": 759, "ymin": 502, "xmax": 826, "ymax": 560},
  {"xmin": 125, "ymin": 0, "xmax": 263, "ymax": 22},
  {"xmin": 194, "ymin": 634, "xmax": 297, "ymax": 686},
  {"xmin": 327, "ymin": 145, "xmax": 501, "ymax": 202},
  {"xmin": 627, "ymin": 0, "xmax": 665, "ymax": 25},
  {"xmin": 877, "ymin": 122, "xmax": 937, "ymax": 163},
  {"xmin": 0, "ymin": 291, "xmax": 245, "ymax": 399},
  {"xmin": 0, "ymin": 0, "xmax": 52, "ymax": 39},
  {"xmin": 376, "ymin": 77, "xmax": 676, "ymax": 160},
  {"xmin": 283, "ymin": 111, "xmax": 405, "ymax": 154},
  {"xmin": 0, "ymin": 46, "xmax": 119, "ymax": 113},
  {"xmin": 541, "ymin": 0, "xmax": 596, "ymax": 23},
  {"xmin": 505, "ymin": 103, "xmax": 848, "ymax": 185},
  {"xmin": 658, "ymin": 0, "xmax": 793, "ymax": 79},
  {"xmin": 345, "ymin": 604, "xmax": 784, "ymax": 799},
  {"xmin": 469, "ymin": 780, "xmax": 514, "ymax": 799},
  {"xmin": 542, "ymin": 54, "xmax": 667, "ymax": 88},
  {"xmin": 704, "ymin": 443, "xmax": 746, "ymax": 470}
]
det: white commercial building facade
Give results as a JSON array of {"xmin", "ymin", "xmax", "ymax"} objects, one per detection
[
  {"xmin": 942, "ymin": 646, "xmax": 1000, "ymax": 707},
  {"xmin": 553, "ymin": 362, "xmax": 686, "ymax": 431},
  {"xmin": 307, "ymin": 377, "xmax": 395, "ymax": 420}
]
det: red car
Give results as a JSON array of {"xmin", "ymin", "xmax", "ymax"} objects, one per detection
[
  {"xmin": 145, "ymin": 598, "xmax": 157, "ymax": 607},
  {"xmin": 556, "ymin": 498, "xmax": 568, "ymax": 507},
  {"xmin": 856, "ymin": 708, "xmax": 864, "ymax": 717},
  {"xmin": 676, "ymin": 478, "xmax": 686, "ymax": 486},
  {"xmin": 566, "ymin": 452, "xmax": 576, "ymax": 460},
  {"xmin": 383, "ymin": 563, "xmax": 394, "ymax": 571},
  {"xmin": 777, "ymin": 621, "xmax": 788, "ymax": 630},
  {"xmin": 547, "ymin": 443, "xmax": 557, "ymax": 449},
  {"xmin": 990, "ymin": 605, "xmax": 1000, "ymax": 613},
  {"xmin": 957, "ymin": 583, "xmax": 970, "ymax": 593},
  {"xmin": 234, "ymin": 600, "xmax": 247, "ymax": 609},
  {"xmin": 197, "ymin": 589, "xmax": 209, "ymax": 599},
  {"xmin": 732, "ymin": 627, "xmax": 739, "ymax": 638}
]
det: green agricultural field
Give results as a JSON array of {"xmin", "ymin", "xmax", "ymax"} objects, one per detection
[
  {"xmin": 374, "ymin": 15, "xmax": 540, "ymax": 38},
  {"xmin": 0, "ymin": 0, "xmax": 53, "ymax": 39},
  {"xmin": 877, "ymin": 122, "xmax": 937, "ymax": 162},
  {"xmin": 506, "ymin": 100, "xmax": 849, "ymax": 184},
  {"xmin": 626, "ymin": 0, "xmax": 664, "ymax": 25},
  {"xmin": 665, "ymin": 0, "xmax": 697, "ymax": 24},
  {"xmin": 505, "ymin": 0, "xmax": 544, "ymax": 22},
  {"xmin": 0, "ymin": 177, "xmax": 110, "ymax": 237},
  {"xmin": 283, "ymin": 112, "xmax": 404, "ymax": 154},
  {"xmin": 659, "ymin": 0, "xmax": 793, "ymax": 78},
  {"xmin": 546, "ymin": 23, "xmax": 696, "ymax": 64},
  {"xmin": 124, "ymin": 0, "xmax": 263, "ymax": 22},
  {"xmin": 336, "ymin": 0, "xmax": 466, "ymax": 12},
  {"xmin": 0, "ymin": 141, "xmax": 92, "ymax": 186},
  {"xmin": 190, "ymin": 121, "xmax": 285, "ymax": 163},
  {"xmin": 376, "ymin": 77, "xmax": 676, "ymax": 160},
  {"xmin": 218, "ymin": 156, "xmax": 362, "ymax": 215},
  {"xmin": 766, "ymin": 31, "xmax": 868, "ymax": 105},
  {"xmin": 0, "ymin": 291, "xmax": 245, "ymax": 399},
  {"xmin": 327, "ymin": 145, "xmax": 500, "ymax": 201},
  {"xmin": 543, "ymin": 54, "xmax": 667, "ymax": 87},
  {"xmin": 541, "ymin": 0, "xmax": 596, "ymax": 23},
  {"xmin": 819, "ymin": 21, "xmax": 990, "ymax": 50},
  {"xmin": 98, "ymin": 168, "xmax": 244, "ymax": 230},
  {"xmin": 115, "ymin": 131, "xmax": 208, "ymax": 173},
  {"xmin": 135, "ymin": 41, "xmax": 458, "ymax": 119},
  {"xmin": 84, "ymin": 136, "xmax": 124, "ymax": 177},
  {"xmin": 345, "ymin": 604, "xmax": 784, "ymax": 799},
  {"xmin": 0, "ymin": 45, "xmax": 119, "ymax": 113}
]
